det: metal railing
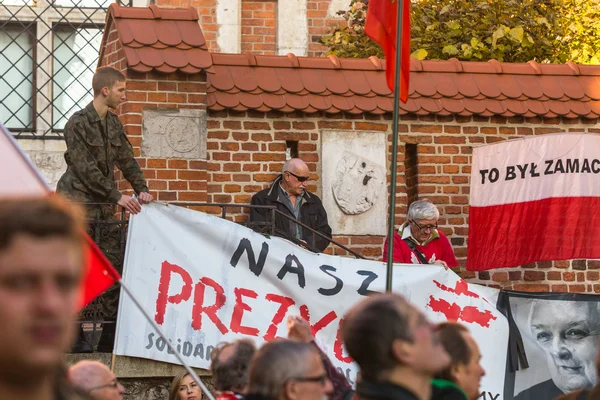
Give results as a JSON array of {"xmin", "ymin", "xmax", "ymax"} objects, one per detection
[{"xmin": 79, "ymin": 201, "xmax": 363, "ymax": 350}]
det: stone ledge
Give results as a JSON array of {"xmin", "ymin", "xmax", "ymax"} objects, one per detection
[{"xmin": 65, "ymin": 353, "xmax": 211, "ymax": 378}]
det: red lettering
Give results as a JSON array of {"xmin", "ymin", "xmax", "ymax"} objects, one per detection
[
  {"xmin": 299, "ymin": 305, "xmax": 337, "ymax": 337},
  {"xmin": 263, "ymin": 293, "xmax": 295, "ymax": 341},
  {"xmin": 155, "ymin": 261, "xmax": 193, "ymax": 325},
  {"xmin": 433, "ymin": 279, "xmax": 480, "ymax": 299},
  {"xmin": 333, "ymin": 318, "xmax": 353, "ymax": 364},
  {"xmin": 427, "ymin": 296, "xmax": 497, "ymax": 328},
  {"xmin": 192, "ymin": 277, "xmax": 229, "ymax": 334},
  {"xmin": 230, "ymin": 288, "xmax": 259, "ymax": 336}
]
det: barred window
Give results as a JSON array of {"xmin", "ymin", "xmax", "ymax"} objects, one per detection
[
  {"xmin": 52, "ymin": 24, "xmax": 102, "ymax": 130},
  {"xmin": 0, "ymin": 23, "xmax": 34, "ymax": 130},
  {"xmin": 52, "ymin": 0, "xmax": 112, "ymax": 9}
]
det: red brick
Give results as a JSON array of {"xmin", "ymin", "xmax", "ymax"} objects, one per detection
[
  {"xmin": 244, "ymin": 121, "xmax": 271, "ymax": 130},
  {"xmin": 569, "ymin": 284, "xmax": 587, "ymax": 293},
  {"xmin": 189, "ymin": 181, "xmax": 208, "ymax": 191},
  {"xmin": 524, "ymin": 271, "xmax": 545, "ymax": 281},
  {"xmin": 157, "ymin": 170, "xmax": 177, "ymax": 179},
  {"xmin": 233, "ymin": 153, "xmax": 251, "ymax": 161},
  {"xmin": 434, "ymin": 136, "xmax": 466, "ymax": 144},
  {"xmin": 158, "ymin": 191, "xmax": 177, "ymax": 201},
  {"xmin": 513, "ymin": 284, "xmax": 549, "ymax": 292},
  {"xmin": 168, "ymin": 93, "xmax": 187, "ymax": 103},
  {"xmin": 492, "ymin": 272, "xmax": 508, "ymax": 283},
  {"xmin": 251, "ymin": 133, "xmax": 273, "ymax": 141},
  {"xmin": 273, "ymin": 121, "xmax": 291, "ymax": 129},
  {"xmin": 208, "ymin": 131, "xmax": 230, "ymax": 140},
  {"xmin": 147, "ymin": 159, "xmax": 167, "ymax": 168},
  {"xmin": 128, "ymin": 81, "xmax": 157, "ymax": 91},
  {"xmin": 292, "ymin": 121, "xmax": 316, "ymax": 130},
  {"xmin": 190, "ymin": 161, "xmax": 207, "ymax": 170},
  {"xmin": 563, "ymin": 272, "xmax": 575, "ymax": 281},
  {"xmin": 253, "ymin": 153, "xmax": 286, "ymax": 161},
  {"xmin": 148, "ymin": 180, "xmax": 167, "ymax": 190},
  {"xmin": 213, "ymin": 152, "xmax": 231, "ymax": 161},
  {"xmin": 274, "ymin": 132, "xmax": 310, "ymax": 141},
  {"xmin": 179, "ymin": 170, "xmax": 206, "ymax": 180},
  {"xmin": 254, "ymin": 173, "xmax": 279, "ymax": 182},
  {"xmin": 551, "ymin": 284, "xmax": 569, "ymax": 292},
  {"xmin": 411, "ymin": 125, "xmax": 442, "ymax": 133},
  {"xmin": 179, "ymin": 192, "xmax": 208, "ymax": 201},
  {"xmin": 213, "ymin": 174, "xmax": 231, "ymax": 182},
  {"xmin": 233, "ymin": 132, "xmax": 249, "ymax": 141},
  {"xmin": 233, "ymin": 174, "xmax": 251, "ymax": 182},
  {"xmin": 547, "ymin": 271, "xmax": 562, "ymax": 280},
  {"xmin": 318, "ymin": 121, "xmax": 352, "ymax": 129},
  {"xmin": 169, "ymin": 181, "xmax": 188, "ymax": 190},
  {"xmin": 243, "ymin": 164, "xmax": 261, "ymax": 172},
  {"xmin": 221, "ymin": 142, "xmax": 240, "ymax": 151},
  {"xmin": 224, "ymin": 121, "xmax": 242, "ymax": 129},
  {"xmin": 224, "ymin": 163, "xmax": 241, "ymax": 172},
  {"xmin": 234, "ymin": 140, "xmax": 257, "ymax": 151},
  {"xmin": 166, "ymin": 160, "xmax": 187, "ymax": 169}
]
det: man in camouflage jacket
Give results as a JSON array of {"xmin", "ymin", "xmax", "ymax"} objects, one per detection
[{"xmin": 57, "ymin": 66, "xmax": 153, "ymax": 352}]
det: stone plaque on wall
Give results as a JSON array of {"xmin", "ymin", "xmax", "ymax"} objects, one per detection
[
  {"xmin": 321, "ymin": 130, "xmax": 387, "ymax": 235},
  {"xmin": 142, "ymin": 109, "xmax": 207, "ymax": 159}
]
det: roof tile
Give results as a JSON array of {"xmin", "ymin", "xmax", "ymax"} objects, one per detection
[
  {"xmin": 102, "ymin": 4, "xmax": 212, "ymax": 75},
  {"xmin": 539, "ymin": 75, "xmax": 565, "ymax": 100},
  {"xmin": 321, "ymin": 70, "xmax": 350, "ymax": 95},
  {"xmin": 276, "ymin": 69, "xmax": 304, "ymax": 94}
]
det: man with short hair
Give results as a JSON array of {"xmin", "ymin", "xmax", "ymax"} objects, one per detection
[
  {"xmin": 210, "ymin": 339, "xmax": 257, "ymax": 400},
  {"xmin": 432, "ymin": 323, "xmax": 485, "ymax": 400},
  {"xmin": 57, "ymin": 66, "xmax": 153, "ymax": 352},
  {"xmin": 68, "ymin": 360, "xmax": 125, "ymax": 400},
  {"xmin": 383, "ymin": 199, "xmax": 457, "ymax": 269},
  {"xmin": 246, "ymin": 339, "xmax": 333, "ymax": 400},
  {"xmin": 0, "ymin": 196, "xmax": 87, "ymax": 400},
  {"xmin": 250, "ymin": 158, "xmax": 331, "ymax": 252},
  {"xmin": 342, "ymin": 293, "xmax": 451, "ymax": 400}
]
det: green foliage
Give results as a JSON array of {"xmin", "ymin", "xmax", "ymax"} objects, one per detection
[{"xmin": 320, "ymin": 0, "xmax": 600, "ymax": 64}]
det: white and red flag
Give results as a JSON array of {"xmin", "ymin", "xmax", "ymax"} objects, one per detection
[
  {"xmin": 0, "ymin": 123, "xmax": 119, "ymax": 306},
  {"xmin": 467, "ymin": 132, "xmax": 600, "ymax": 271}
]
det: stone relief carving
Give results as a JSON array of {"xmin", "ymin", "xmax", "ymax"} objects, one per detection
[
  {"xmin": 142, "ymin": 109, "xmax": 207, "ymax": 159},
  {"xmin": 332, "ymin": 151, "xmax": 385, "ymax": 215}
]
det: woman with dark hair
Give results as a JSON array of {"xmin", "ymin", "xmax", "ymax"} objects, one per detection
[
  {"xmin": 169, "ymin": 371, "xmax": 203, "ymax": 400},
  {"xmin": 432, "ymin": 323, "xmax": 485, "ymax": 400}
]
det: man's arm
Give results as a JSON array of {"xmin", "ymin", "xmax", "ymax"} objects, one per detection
[
  {"xmin": 115, "ymin": 125, "xmax": 149, "ymax": 197},
  {"xmin": 63, "ymin": 118, "xmax": 122, "ymax": 203},
  {"xmin": 311, "ymin": 203, "xmax": 332, "ymax": 252},
  {"xmin": 249, "ymin": 192, "xmax": 268, "ymax": 223}
]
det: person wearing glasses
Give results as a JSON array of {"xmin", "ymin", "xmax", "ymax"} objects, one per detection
[
  {"xmin": 383, "ymin": 199, "xmax": 457, "ymax": 269},
  {"xmin": 250, "ymin": 158, "xmax": 332, "ymax": 252},
  {"xmin": 68, "ymin": 360, "xmax": 125, "ymax": 400},
  {"xmin": 245, "ymin": 339, "xmax": 333, "ymax": 400}
]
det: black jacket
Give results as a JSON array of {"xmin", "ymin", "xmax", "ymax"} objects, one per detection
[
  {"xmin": 250, "ymin": 175, "xmax": 332, "ymax": 252},
  {"xmin": 356, "ymin": 380, "xmax": 420, "ymax": 400}
]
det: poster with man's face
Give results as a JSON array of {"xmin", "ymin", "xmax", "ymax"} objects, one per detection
[{"xmin": 509, "ymin": 296, "xmax": 600, "ymax": 400}]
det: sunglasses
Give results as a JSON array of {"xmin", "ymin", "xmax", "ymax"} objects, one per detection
[{"xmin": 286, "ymin": 171, "xmax": 309, "ymax": 183}]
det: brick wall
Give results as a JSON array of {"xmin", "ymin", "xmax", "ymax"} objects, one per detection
[
  {"xmin": 205, "ymin": 110, "xmax": 600, "ymax": 294},
  {"xmin": 155, "ymin": 0, "xmax": 219, "ymax": 51},
  {"xmin": 153, "ymin": 0, "xmax": 343, "ymax": 55},
  {"xmin": 99, "ymin": 24, "xmax": 210, "ymax": 205},
  {"xmin": 307, "ymin": 0, "xmax": 344, "ymax": 57},
  {"xmin": 241, "ymin": 0, "xmax": 277, "ymax": 54}
]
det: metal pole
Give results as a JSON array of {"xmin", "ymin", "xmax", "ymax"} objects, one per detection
[
  {"xmin": 385, "ymin": 0, "xmax": 405, "ymax": 293},
  {"xmin": 119, "ymin": 281, "xmax": 216, "ymax": 400}
]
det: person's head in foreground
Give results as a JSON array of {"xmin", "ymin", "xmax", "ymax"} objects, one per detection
[
  {"xmin": 434, "ymin": 323, "xmax": 485, "ymax": 400},
  {"xmin": 0, "ymin": 196, "xmax": 85, "ymax": 398},
  {"xmin": 342, "ymin": 293, "xmax": 450, "ymax": 400},
  {"xmin": 246, "ymin": 339, "xmax": 333, "ymax": 400},
  {"xmin": 210, "ymin": 339, "xmax": 257, "ymax": 395},
  {"xmin": 68, "ymin": 360, "xmax": 125, "ymax": 400},
  {"xmin": 407, "ymin": 199, "xmax": 440, "ymax": 244},
  {"xmin": 170, "ymin": 371, "xmax": 203, "ymax": 400},
  {"xmin": 529, "ymin": 299, "xmax": 600, "ymax": 393}
]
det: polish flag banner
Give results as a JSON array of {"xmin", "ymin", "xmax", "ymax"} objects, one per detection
[
  {"xmin": 467, "ymin": 132, "xmax": 600, "ymax": 271},
  {"xmin": 0, "ymin": 123, "xmax": 119, "ymax": 306}
]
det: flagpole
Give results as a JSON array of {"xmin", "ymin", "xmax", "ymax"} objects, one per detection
[{"xmin": 385, "ymin": 0, "xmax": 404, "ymax": 293}]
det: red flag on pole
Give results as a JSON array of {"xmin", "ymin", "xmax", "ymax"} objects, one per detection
[
  {"xmin": 0, "ymin": 123, "xmax": 119, "ymax": 307},
  {"xmin": 364, "ymin": 0, "xmax": 411, "ymax": 102}
]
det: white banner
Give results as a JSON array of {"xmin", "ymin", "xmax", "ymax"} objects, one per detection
[{"xmin": 115, "ymin": 203, "xmax": 508, "ymax": 399}]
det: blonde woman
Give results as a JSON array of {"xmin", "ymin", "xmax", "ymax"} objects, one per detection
[{"xmin": 169, "ymin": 371, "xmax": 203, "ymax": 400}]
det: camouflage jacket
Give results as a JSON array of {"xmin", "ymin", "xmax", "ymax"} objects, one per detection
[{"xmin": 56, "ymin": 102, "xmax": 148, "ymax": 203}]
